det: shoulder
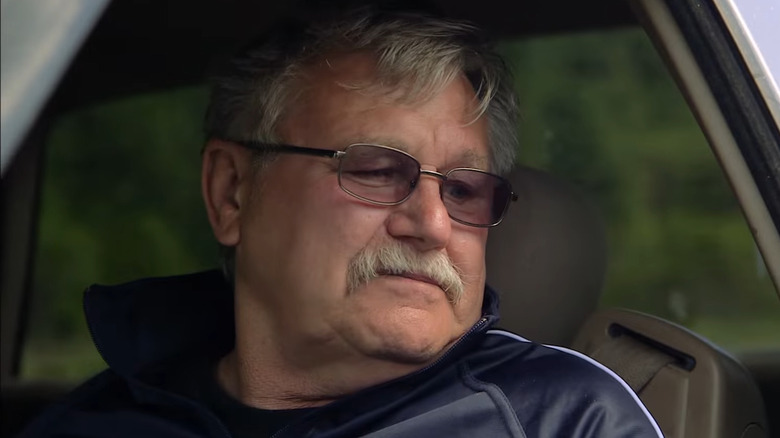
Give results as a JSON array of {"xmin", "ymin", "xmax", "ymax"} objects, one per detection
[
  {"xmin": 462, "ymin": 329, "xmax": 664, "ymax": 438},
  {"xmin": 473, "ymin": 329, "xmax": 638, "ymax": 390},
  {"xmin": 17, "ymin": 370, "xmax": 134, "ymax": 437},
  {"xmin": 17, "ymin": 368, "xmax": 213, "ymax": 438}
]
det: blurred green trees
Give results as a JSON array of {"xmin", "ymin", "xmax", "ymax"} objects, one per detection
[{"xmin": 23, "ymin": 28, "xmax": 780, "ymax": 380}]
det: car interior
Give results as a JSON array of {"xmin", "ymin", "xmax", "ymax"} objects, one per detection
[{"xmin": 2, "ymin": 0, "xmax": 779, "ymax": 437}]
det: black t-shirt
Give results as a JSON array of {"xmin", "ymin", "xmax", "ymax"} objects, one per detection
[{"xmin": 162, "ymin": 358, "xmax": 314, "ymax": 438}]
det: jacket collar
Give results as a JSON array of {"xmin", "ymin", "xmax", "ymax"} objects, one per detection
[{"xmin": 84, "ymin": 269, "xmax": 501, "ymax": 377}]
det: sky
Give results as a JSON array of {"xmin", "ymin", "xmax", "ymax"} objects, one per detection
[{"xmin": 734, "ymin": 0, "xmax": 779, "ymax": 92}]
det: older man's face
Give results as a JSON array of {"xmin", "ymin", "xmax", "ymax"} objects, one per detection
[{"xmin": 235, "ymin": 53, "xmax": 490, "ymax": 366}]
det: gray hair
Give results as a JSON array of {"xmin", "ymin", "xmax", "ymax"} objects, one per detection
[{"xmin": 205, "ymin": 7, "xmax": 520, "ymax": 282}]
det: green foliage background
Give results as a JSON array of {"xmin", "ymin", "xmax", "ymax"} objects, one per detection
[{"xmin": 23, "ymin": 28, "xmax": 780, "ymax": 381}]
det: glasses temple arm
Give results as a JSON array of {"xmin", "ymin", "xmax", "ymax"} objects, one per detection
[{"xmin": 232, "ymin": 141, "xmax": 342, "ymax": 159}]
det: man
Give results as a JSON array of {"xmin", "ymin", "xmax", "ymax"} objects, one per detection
[{"xmin": 22, "ymin": 7, "xmax": 662, "ymax": 438}]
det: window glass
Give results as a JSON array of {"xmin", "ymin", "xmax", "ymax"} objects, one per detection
[
  {"xmin": 22, "ymin": 87, "xmax": 215, "ymax": 381},
  {"xmin": 499, "ymin": 28, "xmax": 780, "ymax": 353}
]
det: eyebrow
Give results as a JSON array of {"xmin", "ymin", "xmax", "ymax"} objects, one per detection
[{"xmin": 353, "ymin": 136, "xmax": 490, "ymax": 170}]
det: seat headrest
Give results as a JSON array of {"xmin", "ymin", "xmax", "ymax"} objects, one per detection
[{"xmin": 486, "ymin": 165, "xmax": 607, "ymax": 346}]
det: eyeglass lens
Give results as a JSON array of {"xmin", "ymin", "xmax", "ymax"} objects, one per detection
[{"xmin": 337, "ymin": 144, "xmax": 512, "ymax": 226}]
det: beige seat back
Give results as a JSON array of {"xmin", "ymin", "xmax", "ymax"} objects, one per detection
[
  {"xmin": 486, "ymin": 165, "xmax": 607, "ymax": 345},
  {"xmin": 573, "ymin": 309, "xmax": 769, "ymax": 438}
]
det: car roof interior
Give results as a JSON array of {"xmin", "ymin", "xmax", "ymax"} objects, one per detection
[
  {"xmin": 51, "ymin": 0, "xmax": 636, "ymax": 111},
  {"xmin": 2, "ymin": 0, "xmax": 778, "ymax": 437}
]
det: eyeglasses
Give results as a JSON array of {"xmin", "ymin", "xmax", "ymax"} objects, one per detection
[{"xmin": 233, "ymin": 141, "xmax": 517, "ymax": 227}]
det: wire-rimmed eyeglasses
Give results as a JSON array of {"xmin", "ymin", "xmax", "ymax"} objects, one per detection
[{"xmin": 232, "ymin": 141, "xmax": 517, "ymax": 227}]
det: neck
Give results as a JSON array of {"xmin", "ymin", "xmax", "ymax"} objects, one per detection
[
  {"xmin": 217, "ymin": 350, "xmax": 334, "ymax": 409},
  {"xmin": 217, "ymin": 338, "xmax": 433, "ymax": 410}
]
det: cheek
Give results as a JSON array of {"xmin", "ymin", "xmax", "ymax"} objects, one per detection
[
  {"xmin": 271, "ymin": 179, "xmax": 391, "ymax": 287},
  {"xmin": 448, "ymin": 229, "xmax": 488, "ymax": 319},
  {"xmin": 449, "ymin": 229, "xmax": 488, "ymax": 284},
  {"xmin": 314, "ymin": 189, "xmax": 391, "ymax": 256},
  {"xmin": 238, "ymin": 174, "xmax": 394, "ymax": 329}
]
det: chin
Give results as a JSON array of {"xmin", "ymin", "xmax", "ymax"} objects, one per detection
[
  {"xmin": 370, "ymin": 341, "xmax": 445, "ymax": 365},
  {"xmin": 364, "ymin": 320, "xmax": 455, "ymax": 365},
  {"xmin": 345, "ymin": 296, "xmax": 464, "ymax": 365}
]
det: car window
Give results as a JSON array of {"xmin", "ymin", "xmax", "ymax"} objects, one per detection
[
  {"xmin": 20, "ymin": 26, "xmax": 779, "ymax": 383},
  {"xmin": 497, "ymin": 27, "xmax": 779, "ymax": 353}
]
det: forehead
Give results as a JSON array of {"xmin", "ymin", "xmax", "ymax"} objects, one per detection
[
  {"xmin": 279, "ymin": 52, "xmax": 490, "ymax": 167},
  {"xmin": 354, "ymin": 135, "xmax": 489, "ymax": 169}
]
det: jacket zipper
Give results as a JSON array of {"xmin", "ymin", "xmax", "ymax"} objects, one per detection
[{"xmin": 414, "ymin": 316, "xmax": 488, "ymax": 375}]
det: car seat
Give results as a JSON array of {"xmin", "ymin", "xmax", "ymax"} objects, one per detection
[{"xmin": 486, "ymin": 165, "xmax": 769, "ymax": 437}]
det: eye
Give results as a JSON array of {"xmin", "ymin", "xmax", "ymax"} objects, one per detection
[
  {"xmin": 344, "ymin": 167, "xmax": 400, "ymax": 186},
  {"xmin": 443, "ymin": 180, "xmax": 479, "ymax": 203}
]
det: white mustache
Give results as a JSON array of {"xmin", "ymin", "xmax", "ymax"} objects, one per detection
[{"xmin": 347, "ymin": 240, "xmax": 465, "ymax": 303}]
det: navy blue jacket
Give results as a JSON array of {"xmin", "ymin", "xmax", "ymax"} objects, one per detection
[{"xmin": 21, "ymin": 270, "xmax": 663, "ymax": 437}]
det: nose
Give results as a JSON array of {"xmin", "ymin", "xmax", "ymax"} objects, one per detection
[{"xmin": 385, "ymin": 172, "xmax": 451, "ymax": 252}]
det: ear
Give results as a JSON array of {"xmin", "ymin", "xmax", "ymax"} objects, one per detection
[{"xmin": 202, "ymin": 139, "xmax": 252, "ymax": 247}]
